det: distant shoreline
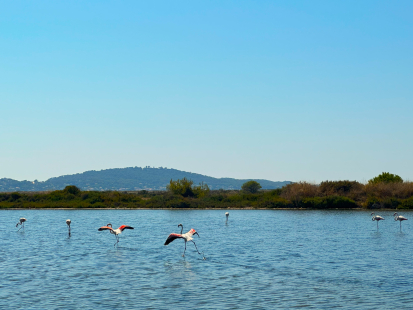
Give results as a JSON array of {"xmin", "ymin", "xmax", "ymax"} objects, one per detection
[
  {"xmin": 1, "ymin": 208, "xmax": 399, "ymax": 211},
  {"xmin": 2, "ymin": 181, "xmax": 413, "ymax": 210}
]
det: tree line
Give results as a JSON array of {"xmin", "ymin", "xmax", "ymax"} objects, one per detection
[{"xmin": 1, "ymin": 173, "xmax": 412, "ymax": 210}]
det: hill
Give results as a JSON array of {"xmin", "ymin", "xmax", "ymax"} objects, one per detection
[{"xmin": 0, "ymin": 167, "xmax": 290, "ymax": 192}]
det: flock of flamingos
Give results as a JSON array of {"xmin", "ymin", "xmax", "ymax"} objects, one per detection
[
  {"xmin": 371, "ymin": 212, "xmax": 408, "ymax": 229},
  {"xmin": 14, "ymin": 212, "xmax": 408, "ymax": 256},
  {"xmin": 14, "ymin": 212, "xmax": 231, "ymax": 258}
]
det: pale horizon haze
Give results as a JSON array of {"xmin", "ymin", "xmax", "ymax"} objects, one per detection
[{"xmin": 1, "ymin": 1, "xmax": 412, "ymax": 183}]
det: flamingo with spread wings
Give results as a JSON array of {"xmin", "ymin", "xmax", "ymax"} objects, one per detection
[
  {"xmin": 98, "ymin": 223, "xmax": 134, "ymax": 246},
  {"xmin": 16, "ymin": 218, "xmax": 26, "ymax": 231},
  {"xmin": 164, "ymin": 224, "xmax": 203, "ymax": 257}
]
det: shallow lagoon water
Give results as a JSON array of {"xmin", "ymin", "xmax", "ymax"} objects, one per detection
[{"xmin": 1, "ymin": 209, "xmax": 413, "ymax": 309}]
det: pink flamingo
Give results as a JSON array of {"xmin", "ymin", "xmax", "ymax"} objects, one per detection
[
  {"xmin": 66, "ymin": 219, "xmax": 71, "ymax": 236},
  {"xmin": 98, "ymin": 223, "xmax": 134, "ymax": 246},
  {"xmin": 164, "ymin": 224, "xmax": 203, "ymax": 257},
  {"xmin": 394, "ymin": 212, "xmax": 408, "ymax": 231},
  {"xmin": 371, "ymin": 213, "xmax": 384, "ymax": 229}
]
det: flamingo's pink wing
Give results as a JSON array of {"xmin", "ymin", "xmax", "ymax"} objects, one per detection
[
  {"xmin": 188, "ymin": 228, "xmax": 197, "ymax": 236},
  {"xmin": 119, "ymin": 225, "xmax": 134, "ymax": 231},
  {"xmin": 164, "ymin": 233, "xmax": 182, "ymax": 245},
  {"xmin": 98, "ymin": 226, "xmax": 113, "ymax": 231}
]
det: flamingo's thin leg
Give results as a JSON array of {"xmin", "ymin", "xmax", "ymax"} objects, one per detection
[
  {"xmin": 182, "ymin": 241, "xmax": 187, "ymax": 257},
  {"xmin": 192, "ymin": 241, "xmax": 206, "ymax": 259},
  {"xmin": 191, "ymin": 240, "xmax": 202, "ymax": 255}
]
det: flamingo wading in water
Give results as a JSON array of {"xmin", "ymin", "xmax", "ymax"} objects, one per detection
[
  {"xmin": 225, "ymin": 212, "xmax": 229, "ymax": 223},
  {"xmin": 394, "ymin": 212, "xmax": 408, "ymax": 231},
  {"xmin": 98, "ymin": 224, "xmax": 134, "ymax": 246},
  {"xmin": 164, "ymin": 224, "xmax": 204, "ymax": 258},
  {"xmin": 16, "ymin": 218, "xmax": 26, "ymax": 231},
  {"xmin": 66, "ymin": 219, "xmax": 71, "ymax": 236},
  {"xmin": 371, "ymin": 213, "xmax": 384, "ymax": 229}
]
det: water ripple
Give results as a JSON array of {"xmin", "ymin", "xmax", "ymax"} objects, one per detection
[{"xmin": 1, "ymin": 209, "xmax": 413, "ymax": 309}]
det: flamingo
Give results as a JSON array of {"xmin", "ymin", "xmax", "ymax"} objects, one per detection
[
  {"xmin": 225, "ymin": 212, "xmax": 229, "ymax": 223},
  {"xmin": 16, "ymin": 218, "xmax": 26, "ymax": 231},
  {"xmin": 371, "ymin": 212, "xmax": 384, "ymax": 229},
  {"xmin": 98, "ymin": 223, "xmax": 134, "ymax": 246},
  {"xmin": 66, "ymin": 219, "xmax": 71, "ymax": 236},
  {"xmin": 394, "ymin": 212, "xmax": 408, "ymax": 231},
  {"xmin": 164, "ymin": 224, "xmax": 203, "ymax": 257}
]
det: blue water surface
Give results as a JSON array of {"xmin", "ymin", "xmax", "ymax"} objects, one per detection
[{"xmin": 1, "ymin": 209, "xmax": 412, "ymax": 309}]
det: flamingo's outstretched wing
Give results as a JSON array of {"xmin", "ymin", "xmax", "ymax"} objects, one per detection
[
  {"xmin": 119, "ymin": 225, "xmax": 134, "ymax": 231},
  {"xmin": 98, "ymin": 226, "xmax": 114, "ymax": 231},
  {"xmin": 164, "ymin": 233, "xmax": 183, "ymax": 245}
]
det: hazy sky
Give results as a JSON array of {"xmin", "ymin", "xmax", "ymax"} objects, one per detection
[{"xmin": 1, "ymin": 1, "xmax": 412, "ymax": 183}]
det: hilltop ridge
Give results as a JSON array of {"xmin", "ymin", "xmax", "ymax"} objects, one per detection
[{"xmin": 0, "ymin": 167, "xmax": 290, "ymax": 192}]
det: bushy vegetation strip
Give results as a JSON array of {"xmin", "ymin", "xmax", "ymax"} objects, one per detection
[{"xmin": 2, "ymin": 173, "xmax": 413, "ymax": 209}]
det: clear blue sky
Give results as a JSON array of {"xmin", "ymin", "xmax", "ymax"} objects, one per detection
[{"xmin": 1, "ymin": 1, "xmax": 412, "ymax": 183}]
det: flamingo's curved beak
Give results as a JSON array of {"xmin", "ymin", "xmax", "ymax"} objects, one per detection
[{"xmin": 195, "ymin": 232, "xmax": 200, "ymax": 238}]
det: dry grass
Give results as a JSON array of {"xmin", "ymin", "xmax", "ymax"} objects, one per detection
[
  {"xmin": 280, "ymin": 182, "xmax": 318, "ymax": 206},
  {"xmin": 280, "ymin": 181, "xmax": 413, "ymax": 208},
  {"xmin": 364, "ymin": 182, "xmax": 413, "ymax": 199}
]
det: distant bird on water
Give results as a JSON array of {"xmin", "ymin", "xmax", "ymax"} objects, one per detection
[
  {"xmin": 66, "ymin": 219, "xmax": 71, "ymax": 236},
  {"xmin": 394, "ymin": 213, "xmax": 408, "ymax": 231},
  {"xmin": 164, "ymin": 224, "xmax": 203, "ymax": 258},
  {"xmin": 98, "ymin": 223, "xmax": 134, "ymax": 246},
  {"xmin": 16, "ymin": 218, "xmax": 26, "ymax": 231},
  {"xmin": 225, "ymin": 212, "xmax": 229, "ymax": 223},
  {"xmin": 371, "ymin": 213, "xmax": 384, "ymax": 229}
]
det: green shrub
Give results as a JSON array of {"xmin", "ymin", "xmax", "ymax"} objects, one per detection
[
  {"xmin": 400, "ymin": 197, "xmax": 413, "ymax": 209},
  {"xmin": 167, "ymin": 178, "xmax": 210, "ymax": 198},
  {"xmin": 368, "ymin": 172, "xmax": 403, "ymax": 184},
  {"xmin": 301, "ymin": 196, "xmax": 358, "ymax": 209},
  {"xmin": 63, "ymin": 185, "xmax": 81, "ymax": 196},
  {"xmin": 319, "ymin": 180, "xmax": 362, "ymax": 195},
  {"xmin": 165, "ymin": 199, "xmax": 191, "ymax": 208},
  {"xmin": 241, "ymin": 180, "xmax": 262, "ymax": 193},
  {"xmin": 258, "ymin": 197, "xmax": 291, "ymax": 208},
  {"xmin": 381, "ymin": 198, "xmax": 401, "ymax": 209},
  {"xmin": 364, "ymin": 196, "xmax": 381, "ymax": 209},
  {"xmin": 10, "ymin": 192, "xmax": 21, "ymax": 201}
]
